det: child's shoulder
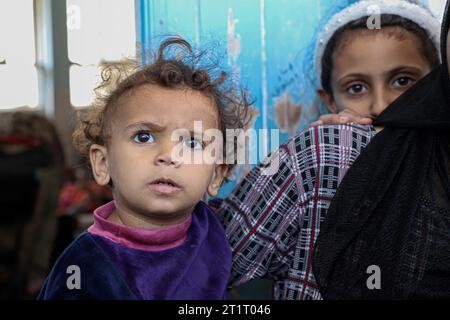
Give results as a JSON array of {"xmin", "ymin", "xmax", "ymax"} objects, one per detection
[
  {"xmin": 52, "ymin": 231, "xmax": 100, "ymax": 264},
  {"xmin": 38, "ymin": 232, "xmax": 136, "ymax": 300},
  {"xmin": 194, "ymin": 201, "xmax": 222, "ymax": 229},
  {"xmin": 193, "ymin": 201, "xmax": 230, "ymax": 246}
]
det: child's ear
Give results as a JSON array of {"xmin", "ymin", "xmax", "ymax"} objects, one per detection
[
  {"xmin": 207, "ymin": 164, "xmax": 228, "ymax": 197},
  {"xmin": 89, "ymin": 144, "xmax": 111, "ymax": 186},
  {"xmin": 317, "ymin": 88, "xmax": 338, "ymax": 114}
]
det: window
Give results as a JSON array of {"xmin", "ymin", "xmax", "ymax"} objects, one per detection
[
  {"xmin": 66, "ymin": 0, "xmax": 136, "ymax": 107},
  {"xmin": 0, "ymin": 1, "xmax": 38, "ymax": 109}
]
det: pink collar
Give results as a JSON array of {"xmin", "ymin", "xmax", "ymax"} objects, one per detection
[{"xmin": 88, "ymin": 201, "xmax": 192, "ymax": 251}]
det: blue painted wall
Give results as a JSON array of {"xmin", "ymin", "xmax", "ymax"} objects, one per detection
[{"xmin": 137, "ymin": 0, "xmax": 362, "ymax": 196}]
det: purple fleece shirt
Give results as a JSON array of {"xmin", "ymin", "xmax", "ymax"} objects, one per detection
[{"xmin": 38, "ymin": 201, "xmax": 232, "ymax": 300}]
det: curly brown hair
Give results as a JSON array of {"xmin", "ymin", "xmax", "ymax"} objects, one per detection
[{"xmin": 73, "ymin": 37, "xmax": 253, "ymax": 180}]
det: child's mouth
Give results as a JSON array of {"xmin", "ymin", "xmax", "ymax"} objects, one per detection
[{"xmin": 148, "ymin": 178, "xmax": 182, "ymax": 195}]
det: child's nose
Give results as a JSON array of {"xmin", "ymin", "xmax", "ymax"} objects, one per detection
[
  {"xmin": 370, "ymin": 87, "xmax": 392, "ymax": 117},
  {"xmin": 154, "ymin": 144, "xmax": 181, "ymax": 167}
]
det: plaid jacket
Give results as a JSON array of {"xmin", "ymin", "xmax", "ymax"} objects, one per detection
[{"xmin": 219, "ymin": 123, "xmax": 377, "ymax": 300}]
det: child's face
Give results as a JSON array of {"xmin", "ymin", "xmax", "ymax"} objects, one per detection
[
  {"xmin": 90, "ymin": 84, "xmax": 227, "ymax": 226},
  {"xmin": 319, "ymin": 28, "xmax": 432, "ymax": 117}
]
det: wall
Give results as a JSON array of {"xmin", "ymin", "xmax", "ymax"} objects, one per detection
[{"xmin": 137, "ymin": 0, "xmax": 369, "ymax": 196}]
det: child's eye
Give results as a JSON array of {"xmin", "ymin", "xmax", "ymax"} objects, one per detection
[
  {"xmin": 346, "ymin": 84, "xmax": 367, "ymax": 95},
  {"xmin": 393, "ymin": 76, "xmax": 414, "ymax": 88},
  {"xmin": 133, "ymin": 131, "xmax": 155, "ymax": 144},
  {"xmin": 183, "ymin": 137, "xmax": 203, "ymax": 150}
]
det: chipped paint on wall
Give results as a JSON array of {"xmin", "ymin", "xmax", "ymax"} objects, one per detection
[
  {"xmin": 194, "ymin": 0, "xmax": 201, "ymax": 46},
  {"xmin": 274, "ymin": 91, "xmax": 302, "ymax": 137},
  {"xmin": 227, "ymin": 8, "xmax": 241, "ymax": 66},
  {"xmin": 140, "ymin": 0, "xmax": 364, "ymax": 196},
  {"xmin": 260, "ymin": 0, "xmax": 268, "ymax": 133},
  {"xmin": 228, "ymin": 105, "xmax": 260, "ymax": 184},
  {"xmin": 301, "ymin": 100, "xmax": 321, "ymax": 124}
]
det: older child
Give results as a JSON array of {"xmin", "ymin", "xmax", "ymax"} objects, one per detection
[
  {"xmin": 313, "ymin": 0, "xmax": 450, "ymax": 299},
  {"xmin": 311, "ymin": 0, "xmax": 440, "ymax": 127},
  {"xmin": 38, "ymin": 38, "xmax": 250, "ymax": 300},
  {"xmin": 219, "ymin": 0, "xmax": 441, "ymax": 300}
]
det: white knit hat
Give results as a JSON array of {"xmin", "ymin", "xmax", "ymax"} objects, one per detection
[{"xmin": 314, "ymin": 0, "xmax": 441, "ymax": 81}]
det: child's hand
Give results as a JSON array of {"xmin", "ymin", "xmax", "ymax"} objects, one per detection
[{"xmin": 310, "ymin": 110, "xmax": 373, "ymax": 127}]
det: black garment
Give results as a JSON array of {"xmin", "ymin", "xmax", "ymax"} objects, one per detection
[
  {"xmin": 312, "ymin": 1, "xmax": 450, "ymax": 299},
  {"xmin": 0, "ymin": 144, "xmax": 52, "ymax": 299}
]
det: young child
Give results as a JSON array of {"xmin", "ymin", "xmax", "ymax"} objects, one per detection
[
  {"xmin": 38, "ymin": 38, "xmax": 250, "ymax": 300},
  {"xmin": 219, "ymin": 0, "xmax": 442, "ymax": 300}
]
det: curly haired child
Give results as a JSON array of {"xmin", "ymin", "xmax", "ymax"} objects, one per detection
[{"xmin": 38, "ymin": 37, "xmax": 251, "ymax": 300}]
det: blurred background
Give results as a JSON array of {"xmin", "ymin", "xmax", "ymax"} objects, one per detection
[{"xmin": 0, "ymin": 0, "xmax": 446, "ymax": 300}]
